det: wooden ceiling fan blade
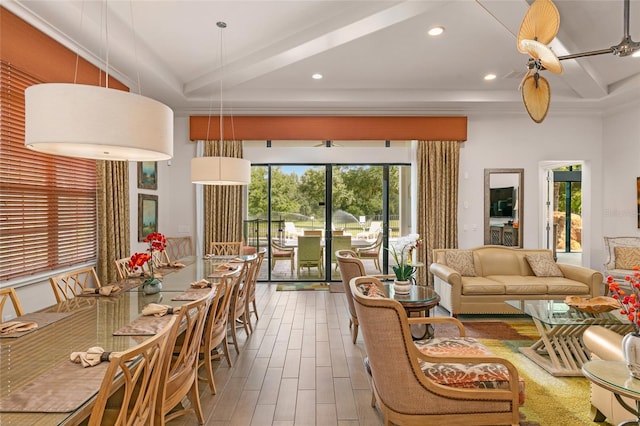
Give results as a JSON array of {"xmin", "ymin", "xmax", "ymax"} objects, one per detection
[
  {"xmin": 517, "ymin": 0, "xmax": 560, "ymax": 53},
  {"xmin": 522, "ymin": 74, "xmax": 551, "ymax": 123},
  {"xmin": 519, "ymin": 39, "xmax": 563, "ymax": 74}
]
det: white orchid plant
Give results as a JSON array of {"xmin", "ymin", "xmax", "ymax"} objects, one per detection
[{"xmin": 387, "ymin": 233, "xmax": 421, "ymax": 281}]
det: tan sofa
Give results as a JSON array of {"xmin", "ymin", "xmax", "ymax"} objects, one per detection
[
  {"xmin": 583, "ymin": 326, "xmax": 635, "ymax": 424},
  {"xmin": 430, "ymin": 245, "xmax": 603, "ymax": 316}
]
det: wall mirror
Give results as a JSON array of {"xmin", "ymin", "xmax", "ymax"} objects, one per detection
[{"xmin": 484, "ymin": 168, "xmax": 524, "ymax": 248}]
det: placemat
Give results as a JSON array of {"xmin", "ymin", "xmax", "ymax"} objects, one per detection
[
  {"xmin": 0, "ymin": 312, "xmax": 73, "ymax": 339},
  {"xmin": 171, "ymin": 288, "xmax": 215, "ymax": 301},
  {"xmin": 0, "ymin": 361, "xmax": 108, "ymax": 412},
  {"xmin": 112, "ymin": 314, "xmax": 173, "ymax": 336}
]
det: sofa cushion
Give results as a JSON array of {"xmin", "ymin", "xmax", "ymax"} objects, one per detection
[
  {"xmin": 487, "ymin": 275, "xmax": 548, "ymax": 294},
  {"xmin": 614, "ymin": 247, "xmax": 640, "ymax": 270},
  {"xmin": 525, "ymin": 253, "xmax": 563, "ymax": 277},
  {"xmin": 445, "ymin": 250, "xmax": 477, "ymax": 276},
  {"xmin": 461, "ymin": 277, "xmax": 505, "ymax": 295},
  {"xmin": 545, "ymin": 278, "xmax": 591, "ymax": 295}
]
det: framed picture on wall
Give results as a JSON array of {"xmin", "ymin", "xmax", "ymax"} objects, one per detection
[
  {"xmin": 138, "ymin": 194, "xmax": 158, "ymax": 241},
  {"xmin": 137, "ymin": 161, "xmax": 158, "ymax": 190}
]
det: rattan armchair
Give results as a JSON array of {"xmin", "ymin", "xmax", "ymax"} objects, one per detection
[{"xmin": 350, "ymin": 276, "xmax": 521, "ymax": 426}]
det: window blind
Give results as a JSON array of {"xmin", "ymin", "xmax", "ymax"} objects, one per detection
[{"xmin": 0, "ymin": 61, "xmax": 97, "ymax": 281}]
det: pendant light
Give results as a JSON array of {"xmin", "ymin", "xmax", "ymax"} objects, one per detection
[
  {"xmin": 24, "ymin": 1, "xmax": 173, "ymax": 161},
  {"xmin": 191, "ymin": 21, "xmax": 251, "ymax": 186}
]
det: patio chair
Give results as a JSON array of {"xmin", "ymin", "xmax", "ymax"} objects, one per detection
[
  {"xmin": 297, "ymin": 236, "xmax": 323, "ymax": 276},
  {"xmin": 284, "ymin": 222, "xmax": 299, "ymax": 239},
  {"xmin": 331, "ymin": 235, "xmax": 352, "ymax": 270},
  {"xmin": 350, "ymin": 276, "xmax": 521, "ymax": 426},
  {"xmin": 355, "ymin": 232, "xmax": 383, "ymax": 272},
  {"xmin": 356, "ymin": 221, "xmax": 382, "ymax": 240},
  {"xmin": 271, "ymin": 239, "xmax": 294, "ymax": 273}
]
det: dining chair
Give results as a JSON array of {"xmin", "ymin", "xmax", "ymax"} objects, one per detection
[
  {"xmin": 331, "ymin": 235, "xmax": 352, "ymax": 271},
  {"xmin": 155, "ymin": 290, "xmax": 214, "ymax": 425},
  {"xmin": 88, "ymin": 315, "xmax": 176, "ymax": 426},
  {"xmin": 152, "ymin": 250, "xmax": 171, "ymax": 268},
  {"xmin": 350, "ymin": 275, "xmax": 521, "ymax": 426},
  {"xmin": 0, "ymin": 287, "xmax": 24, "ymax": 319},
  {"xmin": 303, "ymin": 229, "xmax": 322, "ymax": 236},
  {"xmin": 165, "ymin": 236, "xmax": 194, "ymax": 261},
  {"xmin": 209, "ymin": 241, "xmax": 242, "ymax": 256},
  {"xmin": 356, "ymin": 232, "xmax": 383, "ymax": 272},
  {"xmin": 199, "ymin": 268, "xmax": 243, "ymax": 393},
  {"xmin": 297, "ymin": 236, "xmax": 323, "ymax": 276},
  {"xmin": 49, "ymin": 266, "xmax": 101, "ymax": 303},
  {"xmin": 244, "ymin": 248, "xmax": 265, "ymax": 332},
  {"xmin": 227, "ymin": 257, "xmax": 255, "ymax": 354},
  {"xmin": 271, "ymin": 239, "xmax": 294, "ymax": 273}
]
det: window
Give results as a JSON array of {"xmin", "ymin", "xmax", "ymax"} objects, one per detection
[{"xmin": 0, "ymin": 61, "xmax": 97, "ymax": 281}]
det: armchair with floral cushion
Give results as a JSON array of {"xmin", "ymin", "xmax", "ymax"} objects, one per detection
[{"xmin": 350, "ymin": 275, "xmax": 523, "ymax": 425}]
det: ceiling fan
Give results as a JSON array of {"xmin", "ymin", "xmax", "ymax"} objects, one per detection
[{"xmin": 518, "ymin": 0, "xmax": 640, "ymax": 123}]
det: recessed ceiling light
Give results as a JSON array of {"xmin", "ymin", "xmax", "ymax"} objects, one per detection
[
  {"xmin": 633, "ymin": 50, "xmax": 640, "ymax": 58},
  {"xmin": 484, "ymin": 73, "xmax": 497, "ymax": 81},
  {"xmin": 312, "ymin": 73, "xmax": 323, "ymax": 80},
  {"xmin": 428, "ymin": 26, "xmax": 445, "ymax": 37}
]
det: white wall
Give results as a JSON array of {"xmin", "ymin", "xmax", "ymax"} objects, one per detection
[{"xmin": 458, "ymin": 111, "xmax": 605, "ymax": 268}]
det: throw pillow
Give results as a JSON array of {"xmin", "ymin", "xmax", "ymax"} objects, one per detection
[
  {"xmin": 357, "ymin": 283, "xmax": 385, "ymax": 298},
  {"xmin": 525, "ymin": 253, "xmax": 563, "ymax": 277},
  {"xmin": 615, "ymin": 247, "xmax": 640, "ymax": 270},
  {"xmin": 445, "ymin": 250, "xmax": 477, "ymax": 277}
]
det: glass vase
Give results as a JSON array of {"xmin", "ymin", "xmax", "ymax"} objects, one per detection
[
  {"xmin": 622, "ymin": 332, "xmax": 640, "ymax": 379},
  {"xmin": 142, "ymin": 278, "xmax": 162, "ymax": 295}
]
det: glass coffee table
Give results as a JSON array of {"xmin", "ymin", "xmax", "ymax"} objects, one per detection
[
  {"xmin": 507, "ymin": 299, "xmax": 632, "ymax": 376},
  {"xmin": 582, "ymin": 360, "xmax": 640, "ymax": 425}
]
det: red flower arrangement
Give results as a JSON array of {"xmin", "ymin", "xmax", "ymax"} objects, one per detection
[
  {"xmin": 129, "ymin": 232, "xmax": 167, "ymax": 285},
  {"xmin": 608, "ymin": 266, "xmax": 640, "ymax": 334}
]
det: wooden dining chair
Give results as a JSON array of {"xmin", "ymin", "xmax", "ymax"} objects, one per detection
[
  {"xmin": 227, "ymin": 257, "xmax": 255, "ymax": 354},
  {"xmin": 199, "ymin": 268, "xmax": 243, "ymax": 393},
  {"xmin": 165, "ymin": 236, "xmax": 194, "ymax": 261},
  {"xmin": 88, "ymin": 315, "xmax": 176, "ymax": 426},
  {"xmin": 209, "ymin": 241, "xmax": 242, "ymax": 256},
  {"xmin": 155, "ymin": 290, "xmax": 214, "ymax": 425},
  {"xmin": 49, "ymin": 266, "xmax": 101, "ymax": 303},
  {"xmin": 0, "ymin": 287, "xmax": 25, "ymax": 319},
  {"xmin": 245, "ymin": 249, "xmax": 265, "ymax": 331}
]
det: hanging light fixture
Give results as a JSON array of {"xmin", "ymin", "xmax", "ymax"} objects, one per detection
[
  {"xmin": 191, "ymin": 21, "xmax": 251, "ymax": 186},
  {"xmin": 24, "ymin": 1, "xmax": 173, "ymax": 161}
]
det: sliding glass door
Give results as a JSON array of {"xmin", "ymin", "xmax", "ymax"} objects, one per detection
[{"xmin": 246, "ymin": 164, "xmax": 410, "ymax": 282}]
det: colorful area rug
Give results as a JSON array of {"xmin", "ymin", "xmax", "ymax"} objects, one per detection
[
  {"xmin": 276, "ymin": 282, "xmax": 329, "ymax": 291},
  {"xmin": 436, "ymin": 319, "xmax": 612, "ymax": 426}
]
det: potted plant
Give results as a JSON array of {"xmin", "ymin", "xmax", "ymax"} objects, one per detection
[
  {"xmin": 387, "ymin": 233, "xmax": 421, "ymax": 294},
  {"xmin": 129, "ymin": 232, "xmax": 167, "ymax": 295}
]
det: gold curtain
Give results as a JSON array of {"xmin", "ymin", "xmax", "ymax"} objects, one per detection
[
  {"xmin": 203, "ymin": 140, "xmax": 244, "ymax": 254},
  {"xmin": 96, "ymin": 161, "xmax": 130, "ymax": 285},
  {"xmin": 417, "ymin": 140, "xmax": 460, "ymax": 285}
]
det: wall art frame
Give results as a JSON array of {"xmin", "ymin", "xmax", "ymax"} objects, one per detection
[
  {"xmin": 137, "ymin": 161, "xmax": 158, "ymax": 190},
  {"xmin": 138, "ymin": 194, "xmax": 158, "ymax": 241}
]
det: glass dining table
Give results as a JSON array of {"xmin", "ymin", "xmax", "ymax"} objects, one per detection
[{"xmin": 0, "ymin": 255, "xmax": 249, "ymax": 425}]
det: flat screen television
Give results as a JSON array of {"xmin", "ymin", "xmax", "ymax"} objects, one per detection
[{"xmin": 490, "ymin": 186, "xmax": 514, "ymax": 217}]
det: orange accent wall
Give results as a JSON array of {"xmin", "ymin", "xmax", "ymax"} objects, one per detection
[
  {"xmin": 190, "ymin": 116, "xmax": 467, "ymax": 141},
  {"xmin": 1, "ymin": 7, "xmax": 127, "ymax": 90}
]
